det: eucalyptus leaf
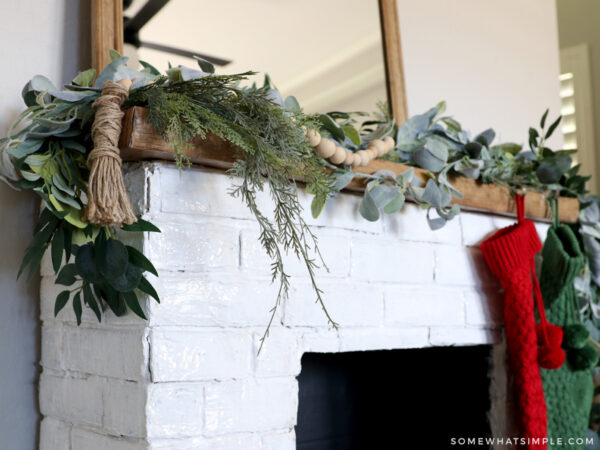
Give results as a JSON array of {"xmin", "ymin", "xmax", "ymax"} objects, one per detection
[
  {"xmin": 122, "ymin": 291, "xmax": 147, "ymax": 320},
  {"xmin": 545, "ymin": 116, "xmax": 562, "ymax": 139},
  {"xmin": 425, "ymin": 138, "xmax": 449, "ymax": 162},
  {"xmin": 83, "ymin": 283, "xmax": 101, "ymax": 322},
  {"xmin": 474, "ymin": 128, "xmax": 495, "ymax": 146},
  {"xmin": 342, "ymin": 125, "xmax": 361, "ymax": 145},
  {"xmin": 21, "ymin": 171, "xmax": 41, "ymax": 182},
  {"xmin": 396, "ymin": 114, "xmax": 429, "ymax": 141},
  {"xmin": 427, "ymin": 214, "xmax": 447, "ymax": 230},
  {"xmin": 397, "ymin": 167, "xmax": 415, "ymax": 186},
  {"xmin": 29, "ymin": 125, "xmax": 71, "ymax": 138},
  {"xmin": 94, "ymin": 56, "xmax": 130, "ymax": 87},
  {"xmin": 108, "ymin": 264, "xmax": 143, "ymax": 293},
  {"xmin": 99, "ymin": 284, "xmax": 127, "ymax": 316},
  {"xmin": 121, "ymin": 218, "xmax": 161, "ymax": 233},
  {"xmin": 36, "ymin": 116, "xmax": 76, "ymax": 128},
  {"xmin": 55, "ymin": 128, "xmax": 82, "ymax": 138},
  {"xmin": 383, "ymin": 192, "xmax": 405, "ymax": 214},
  {"xmin": 100, "ymin": 239, "xmax": 129, "ymax": 280},
  {"xmin": 369, "ymin": 184, "xmax": 400, "ymax": 209},
  {"xmin": 441, "ymin": 116, "xmax": 461, "ymax": 132},
  {"xmin": 54, "ymin": 290, "xmax": 70, "ymax": 317},
  {"xmin": 318, "ymin": 114, "xmax": 345, "ymax": 142},
  {"xmin": 50, "ymin": 186, "xmax": 80, "ymax": 210},
  {"xmin": 396, "ymin": 139, "xmax": 423, "ymax": 152},
  {"xmin": 22, "ymin": 75, "xmax": 56, "ymax": 106},
  {"xmin": 138, "ymin": 276, "xmax": 160, "ymax": 303},
  {"xmin": 7, "ymin": 139, "xmax": 43, "ymax": 158},
  {"xmin": 464, "ymin": 142, "xmax": 483, "ymax": 159},
  {"xmin": 61, "ymin": 139, "xmax": 86, "ymax": 153},
  {"xmin": 332, "ymin": 171, "xmax": 355, "ymax": 191},
  {"xmin": 540, "ymin": 109, "xmax": 549, "ymax": 129},
  {"xmin": 311, "ymin": 194, "xmax": 327, "ymax": 219},
  {"xmin": 284, "ymin": 96, "xmax": 301, "ymax": 112},
  {"xmin": 193, "ymin": 55, "xmax": 216, "ymax": 74},
  {"xmin": 492, "ymin": 142, "xmax": 522, "ymax": 155},
  {"xmin": 536, "ymin": 154, "xmax": 572, "ymax": 183},
  {"xmin": 437, "ymin": 203, "xmax": 460, "ymax": 220},
  {"xmin": 108, "ymin": 49, "xmax": 122, "ymax": 61},
  {"xmin": 179, "ymin": 66, "xmax": 210, "ymax": 81},
  {"xmin": 266, "ymin": 89, "xmax": 284, "ymax": 107},
  {"xmin": 49, "ymin": 90, "xmax": 96, "ymax": 102},
  {"xmin": 56, "ymin": 263, "xmax": 78, "ymax": 286},
  {"xmin": 51, "ymin": 227, "xmax": 65, "ymax": 273},
  {"xmin": 359, "ymin": 190, "xmax": 380, "ymax": 221},
  {"xmin": 75, "ymin": 244, "xmax": 102, "ymax": 284},
  {"xmin": 52, "ymin": 173, "xmax": 75, "ymax": 196},
  {"xmin": 528, "ymin": 127, "xmax": 539, "ymax": 150},
  {"xmin": 422, "ymin": 179, "xmax": 443, "ymax": 208},
  {"xmin": 139, "ymin": 60, "xmax": 161, "ymax": 76},
  {"xmin": 126, "ymin": 245, "xmax": 158, "ymax": 277},
  {"xmin": 413, "ymin": 148, "xmax": 445, "ymax": 172},
  {"xmin": 73, "ymin": 291, "xmax": 82, "ymax": 325},
  {"xmin": 72, "ymin": 69, "xmax": 97, "ymax": 87},
  {"xmin": 373, "ymin": 169, "xmax": 397, "ymax": 180}
]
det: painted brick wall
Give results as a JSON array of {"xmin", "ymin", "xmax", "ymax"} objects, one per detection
[{"xmin": 39, "ymin": 163, "xmax": 548, "ymax": 448}]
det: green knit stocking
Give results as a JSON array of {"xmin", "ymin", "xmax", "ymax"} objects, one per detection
[{"xmin": 540, "ymin": 225, "xmax": 593, "ymax": 450}]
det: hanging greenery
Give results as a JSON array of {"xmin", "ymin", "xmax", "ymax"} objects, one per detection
[
  {"xmin": 0, "ymin": 54, "xmax": 339, "ymax": 348},
  {"xmin": 0, "ymin": 52, "xmax": 598, "ymax": 350}
]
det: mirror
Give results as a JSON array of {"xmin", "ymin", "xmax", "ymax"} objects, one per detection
[{"xmin": 121, "ymin": 0, "xmax": 388, "ymax": 114}]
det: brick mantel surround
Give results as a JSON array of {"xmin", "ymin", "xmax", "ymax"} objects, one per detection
[{"xmin": 38, "ymin": 162, "xmax": 549, "ymax": 449}]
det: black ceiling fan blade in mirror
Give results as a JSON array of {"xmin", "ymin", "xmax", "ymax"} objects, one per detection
[
  {"xmin": 123, "ymin": 0, "xmax": 232, "ymax": 66},
  {"xmin": 139, "ymin": 42, "xmax": 232, "ymax": 66}
]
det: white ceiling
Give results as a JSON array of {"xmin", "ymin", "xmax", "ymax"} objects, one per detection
[{"xmin": 124, "ymin": 0, "xmax": 387, "ymax": 113}]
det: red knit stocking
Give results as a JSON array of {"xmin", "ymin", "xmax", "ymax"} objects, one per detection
[{"xmin": 480, "ymin": 195, "xmax": 548, "ymax": 450}]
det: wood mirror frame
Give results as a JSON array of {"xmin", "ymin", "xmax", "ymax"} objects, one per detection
[
  {"xmin": 90, "ymin": 0, "xmax": 409, "ymax": 124},
  {"xmin": 89, "ymin": 0, "xmax": 579, "ymax": 222}
]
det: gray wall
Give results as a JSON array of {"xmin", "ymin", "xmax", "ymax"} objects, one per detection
[{"xmin": 0, "ymin": 1, "xmax": 88, "ymax": 447}]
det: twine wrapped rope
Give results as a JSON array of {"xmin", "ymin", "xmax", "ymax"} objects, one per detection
[{"xmin": 84, "ymin": 78, "xmax": 136, "ymax": 226}]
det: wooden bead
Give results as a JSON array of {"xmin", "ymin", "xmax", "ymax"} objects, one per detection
[
  {"xmin": 352, "ymin": 152, "xmax": 363, "ymax": 167},
  {"xmin": 330, "ymin": 146, "xmax": 347, "ymax": 164},
  {"xmin": 306, "ymin": 129, "xmax": 321, "ymax": 147},
  {"xmin": 366, "ymin": 146, "xmax": 378, "ymax": 160},
  {"xmin": 383, "ymin": 136, "xmax": 395, "ymax": 153},
  {"xmin": 315, "ymin": 138, "xmax": 336, "ymax": 158},
  {"xmin": 356, "ymin": 150, "xmax": 369, "ymax": 166},
  {"xmin": 371, "ymin": 139, "xmax": 386, "ymax": 156},
  {"xmin": 344, "ymin": 152, "xmax": 355, "ymax": 165}
]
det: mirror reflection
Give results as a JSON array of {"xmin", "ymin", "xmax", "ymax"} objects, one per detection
[{"xmin": 123, "ymin": 0, "xmax": 387, "ymax": 113}]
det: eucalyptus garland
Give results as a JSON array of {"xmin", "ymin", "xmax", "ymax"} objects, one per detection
[
  {"xmin": 312, "ymin": 102, "xmax": 586, "ymax": 229},
  {"xmin": 1, "ymin": 53, "xmax": 599, "ymax": 353}
]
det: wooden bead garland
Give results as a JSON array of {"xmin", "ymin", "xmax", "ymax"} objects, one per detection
[{"xmin": 304, "ymin": 129, "xmax": 395, "ymax": 167}]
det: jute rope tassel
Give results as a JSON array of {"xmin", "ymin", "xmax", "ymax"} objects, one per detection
[{"xmin": 85, "ymin": 78, "xmax": 136, "ymax": 226}]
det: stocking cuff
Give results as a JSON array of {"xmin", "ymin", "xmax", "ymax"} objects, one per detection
[{"xmin": 480, "ymin": 219, "xmax": 542, "ymax": 278}]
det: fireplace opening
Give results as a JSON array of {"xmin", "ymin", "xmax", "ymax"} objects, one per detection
[{"xmin": 296, "ymin": 346, "xmax": 492, "ymax": 449}]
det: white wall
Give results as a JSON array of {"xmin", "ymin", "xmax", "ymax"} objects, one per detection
[
  {"xmin": 556, "ymin": 0, "xmax": 600, "ymax": 187},
  {"xmin": 0, "ymin": 1, "xmax": 88, "ymax": 448},
  {"xmin": 398, "ymin": 0, "xmax": 563, "ymax": 147}
]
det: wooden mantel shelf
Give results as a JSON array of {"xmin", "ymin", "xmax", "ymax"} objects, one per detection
[{"xmin": 119, "ymin": 107, "xmax": 580, "ymax": 223}]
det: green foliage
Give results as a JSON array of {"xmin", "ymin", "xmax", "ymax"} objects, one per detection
[
  {"xmin": 5, "ymin": 54, "xmax": 600, "ymax": 347},
  {"xmin": 127, "ymin": 70, "xmax": 337, "ymax": 349},
  {"xmin": 316, "ymin": 104, "xmax": 584, "ymax": 229},
  {"xmin": 1, "ymin": 59, "xmax": 161, "ymax": 324}
]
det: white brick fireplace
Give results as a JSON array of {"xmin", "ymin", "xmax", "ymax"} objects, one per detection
[{"xmin": 38, "ymin": 162, "xmax": 549, "ymax": 449}]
